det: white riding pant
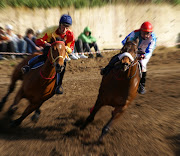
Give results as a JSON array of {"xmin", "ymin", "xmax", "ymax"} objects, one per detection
[{"xmin": 139, "ymin": 53, "xmax": 152, "ymax": 72}]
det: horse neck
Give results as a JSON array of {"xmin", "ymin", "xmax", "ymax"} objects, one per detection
[{"xmin": 41, "ymin": 59, "xmax": 56, "ymax": 78}]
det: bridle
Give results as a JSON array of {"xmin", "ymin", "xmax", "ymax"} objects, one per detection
[
  {"xmin": 113, "ymin": 41, "xmax": 140, "ymax": 80},
  {"xmin": 40, "ymin": 41, "xmax": 65, "ymax": 80},
  {"xmin": 48, "ymin": 41, "xmax": 65, "ymax": 64},
  {"xmin": 119, "ymin": 41, "xmax": 138, "ymax": 70}
]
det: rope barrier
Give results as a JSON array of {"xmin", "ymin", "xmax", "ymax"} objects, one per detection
[
  {"xmin": 0, "ymin": 49, "xmax": 121, "ymax": 56},
  {"xmin": 76, "ymin": 49, "xmax": 121, "ymax": 55},
  {"xmin": 0, "ymin": 41, "xmax": 179, "ymax": 56},
  {"xmin": 0, "ymin": 52, "xmax": 32, "ymax": 55}
]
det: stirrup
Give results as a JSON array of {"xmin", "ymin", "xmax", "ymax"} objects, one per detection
[
  {"xmin": 138, "ymin": 83, "xmax": 146, "ymax": 94},
  {"xmin": 100, "ymin": 68, "xmax": 105, "ymax": 75},
  {"xmin": 21, "ymin": 65, "xmax": 30, "ymax": 74}
]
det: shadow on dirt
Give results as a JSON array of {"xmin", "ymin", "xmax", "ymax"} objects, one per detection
[
  {"xmin": 166, "ymin": 134, "xmax": 180, "ymax": 156},
  {"xmin": 0, "ymin": 113, "xmax": 64, "ymax": 141}
]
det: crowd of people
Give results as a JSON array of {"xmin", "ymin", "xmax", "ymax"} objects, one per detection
[
  {"xmin": 0, "ymin": 25, "xmax": 43, "ymax": 60},
  {"xmin": 0, "ymin": 22, "xmax": 103, "ymax": 61}
]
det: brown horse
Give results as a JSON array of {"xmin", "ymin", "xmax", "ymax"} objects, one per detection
[
  {"xmin": 0, "ymin": 38, "xmax": 66, "ymax": 127},
  {"xmin": 81, "ymin": 38, "xmax": 141, "ymax": 142}
]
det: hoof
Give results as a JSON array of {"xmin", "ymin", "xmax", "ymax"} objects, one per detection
[
  {"xmin": 10, "ymin": 119, "xmax": 21, "ymax": 128},
  {"xmin": 8, "ymin": 107, "xmax": 18, "ymax": 116},
  {"xmin": 0, "ymin": 99, "xmax": 6, "ymax": 111},
  {"xmin": 98, "ymin": 135, "xmax": 104, "ymax": 143},
  {"xmin": 97, "ymin": 139, "xmax": 104, "ymax": 145},
  {"xmin": 0, "ymin": 105, "xmax": 3, "ymax": 112},
  {"xmin": 31, "ymin": 113, "xmax": 40, "ymax": 123},
  {"xmin": 80, "ymin": 125, "xmax": 86, "ymax": 130},
  {"xmin": 80, "ymin": 122, "xmax": 88, "ymax": 130}
]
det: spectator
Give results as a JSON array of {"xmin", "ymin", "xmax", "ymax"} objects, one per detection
[
  {"xmin": 0, "ymin": 26, "xmax": 15, "ymax": 60},
  {"xmin": 32, "ymin": 29, "xmax": 42, "ymax": 43},
  {"xmin": 24, "ymin": 28, "xmax": 43, "ymax": 54},
  {"xmin": 5, "ymin": 24, "xmax": 27, "ymax": 55},
  {"xmin": 78, "ymin": 26, "xmax": 103, "ymax": 58},
  {"xmin": 35, "ymin": 29, "xmax": 42, "ymax": 38},
  {"xmin": 74, "ymin": 39, "xmax": 88, "ymax": 59}
]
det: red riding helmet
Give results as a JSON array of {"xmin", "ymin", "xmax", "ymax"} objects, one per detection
[{"xmin": 140, "ymin": 21, "xmax": 153, "ymax": 32}]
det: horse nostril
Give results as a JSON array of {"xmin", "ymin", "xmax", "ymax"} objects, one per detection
[{"xmin": 125, "ymin": 63, "xmax": 129, "ymax": 66}]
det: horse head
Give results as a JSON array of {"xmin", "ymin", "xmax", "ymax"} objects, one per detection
[
  {"xmin": 48, "ymin": 35, "xmax": 66, "ymax": 73},
  {"xmin": 117, "ymin": 37, "xmax": 139, "ymax": 71}
]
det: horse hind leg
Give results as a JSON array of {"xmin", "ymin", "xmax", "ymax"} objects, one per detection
[
  {"xmin": 10, "ymin": 103, "xmax": 41, "ymax": 127},
  {"xmin": 0, "ymin": 79, "xmax": 17, "ymax": 112},
  {"xmin": 7, "ymin": 87, "xmax": 23, "ymax": 116},
  {"xmin": 80, "ymin": 98, "xmax": 102, "ymax": 130}
]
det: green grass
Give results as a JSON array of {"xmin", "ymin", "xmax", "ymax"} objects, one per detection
[{"xmin": 0, "ymin": 0, "xmax": 179, "ymax": 9}]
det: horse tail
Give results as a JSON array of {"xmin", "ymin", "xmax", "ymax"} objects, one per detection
[{"xmin": 0, "ymin": 67, "xmax": 21, "ymax": 112}]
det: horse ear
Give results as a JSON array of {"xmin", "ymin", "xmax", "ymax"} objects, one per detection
[
  {"xmin": 51, "ymin": 33, "xmax": 56, "ymax": 43},
  {"xmin": 126, "ymin": 37, "xmax": 130, "ymax": 43}
]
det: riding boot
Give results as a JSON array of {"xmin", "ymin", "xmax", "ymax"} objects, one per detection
[
  {"xmin": 55, "ymin": 73, "xmax": 64, "ymax": 94},
  {"xmin": 55, "ymin": 62, "xmax": 66, "ymax": 94},
  {"xmin": 138, "ymin": 72, "xmax": 146, "ymax": 94},
  {"xmin": 21, "ymin": 56, "xmax": 41, "ymax": 74},
  {"xmin": 101, "ymin": 54, "xmax": 119, "ymax": 75}
]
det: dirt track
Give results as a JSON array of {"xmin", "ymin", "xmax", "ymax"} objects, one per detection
[{"xmin": 0, "ymin": 47, "xmax": 179, "ymax": 156}]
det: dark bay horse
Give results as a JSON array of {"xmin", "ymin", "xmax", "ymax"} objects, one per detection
[
  {"xmin": 81, "ymin": 38, "xmax": 141, "ymax": 142},
  {"xmin": 0, "ymin": 38, "xmax": 66, "ymax": 127}
]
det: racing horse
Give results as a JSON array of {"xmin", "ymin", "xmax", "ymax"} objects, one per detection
[
  {"xmin": 81, "ymin": 37, "xmax": 141, "ymax": 142},
  {"xmin": 0, "ymin": 37, "xmax": 66, "ymax": 127}
]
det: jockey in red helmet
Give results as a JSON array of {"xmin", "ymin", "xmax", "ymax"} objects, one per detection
[
  {"xmin": 21, "ymin": 14, "xmax": 75, "ymax": 94},
  {"xmin": 140, "ymin": 21, "xmax": 153, "ymax": 32},
  {"xmin": 101, "ymin": 21, "xmax": 156, "ymax": 94}
]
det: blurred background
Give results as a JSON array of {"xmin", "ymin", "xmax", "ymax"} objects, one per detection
[
  {"xmin": 0, "ymin": 1, "xmax": 180, "ymax": 156},
  {"xmin": 0, "ymin": 0, "xmax": 179, "ymax": 49}
]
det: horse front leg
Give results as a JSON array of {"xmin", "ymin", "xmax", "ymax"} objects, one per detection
[
  {"xmin": 98, "ymin": 106, "xmax": 126, "ymax": 142},
  {"xmin": 10, "ymin": 103, "xmax": 41, "ymax": 127},
  {"xmin": 80, "ymin": 98, "xmax": 102, "ymax": 130},
  {"xmin": 31, "ymin": 108, "xmax": 41, "ymax": 123}
]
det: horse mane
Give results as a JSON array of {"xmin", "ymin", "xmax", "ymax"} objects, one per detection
[
  {"xmin": 50, "ymin": 37, "xmax": 65, "ymax": 44},
  {"xmin": 120, "ymin": 37, "xmax": 139, "ymax": 54}
]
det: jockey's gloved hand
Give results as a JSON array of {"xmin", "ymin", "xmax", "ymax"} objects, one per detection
[{"xmin": 137, "ymin": 50, "xmax": 145, "ymax": 54}]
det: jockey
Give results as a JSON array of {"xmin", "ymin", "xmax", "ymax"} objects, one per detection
[
  {"xmin": 101, "ymin": 21, "xmax": 156, "ymax": 94},
  {"xmin": 21, "ymin": 14, "xmax": 75, "ymax": 94}
]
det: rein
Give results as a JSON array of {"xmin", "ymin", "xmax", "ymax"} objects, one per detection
[
  {"xmin": 128, "ymin": 60, "xmax": 139, "ymax": 79},
  {"xmin": 113, "ymin": 59, "xmax": 139, "ymax": 80},
  {"xmin": 113, "ymin": 50, "xmax": 139, "ymax": 80},
  {"xmin": 40, "ymin": 68, "xmax": 56, "ymax": 80}
]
